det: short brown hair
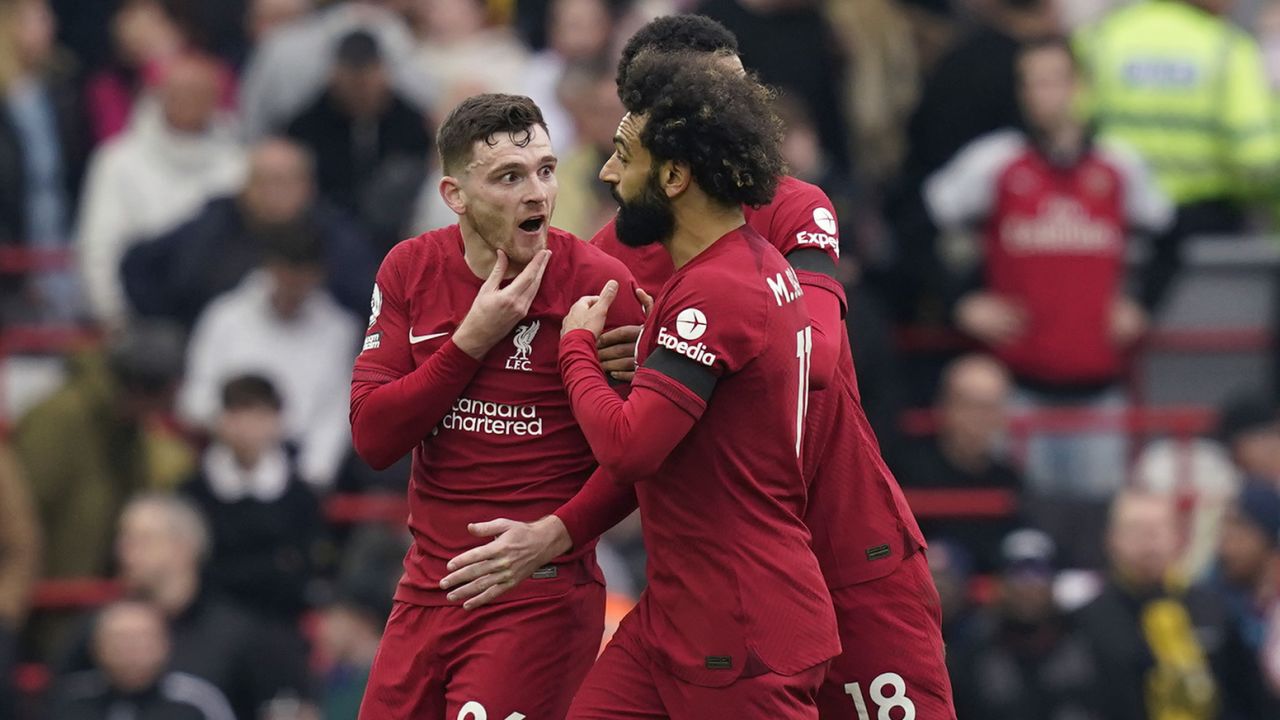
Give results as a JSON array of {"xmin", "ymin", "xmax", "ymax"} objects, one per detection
[{"xmin": 436, "ymin": 94, "xmax": 548, "ymax": 175}]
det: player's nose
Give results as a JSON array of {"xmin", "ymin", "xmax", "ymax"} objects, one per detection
[{"xmin": 599, "ymin": 155, "xmax": 620, "ymax": 184}]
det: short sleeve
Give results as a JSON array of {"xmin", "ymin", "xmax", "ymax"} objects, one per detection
[
  {"xmin": 766, "ymin": 180, "xmax": 842, "ymax": 266},
  {"xmin": 351, "ymin": 245, "xmax": 415, "ymax": 384},
  {"xmin": 642, "ymin": 273, "xmax": 763, "ymax": 382},
  {"xmin": 923, "ymin": 129, "xmax": 1026, "ymax": 229},
  {"xmin": 1098, "ymin": 138, "xmax": 1174, "ymax": 233}
]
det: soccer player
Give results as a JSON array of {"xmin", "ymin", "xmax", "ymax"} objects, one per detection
[
  {"xmin": 441, "ymin": 16, "xmax": 956, "ymax": 720},
  {"xmin": 349, "ymin": 93, "xmax": 644, "ymax": 720},
  {"xmin": 560, "ymin": 52, "xmax": 836, "ymax": 716}
]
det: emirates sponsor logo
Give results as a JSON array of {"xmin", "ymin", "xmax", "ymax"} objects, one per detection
[{"xmin": 1000, "ymin": 199, "xmax": 1121, "ymax": 255}]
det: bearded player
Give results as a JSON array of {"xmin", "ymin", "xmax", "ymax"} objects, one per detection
[
  {"xmin": 441, "ymin": 16, "xmax": 956, "ymax": 720},
  {"xmin": 349, "ymin": 94, "xmax": 644, "ymax": 719}
]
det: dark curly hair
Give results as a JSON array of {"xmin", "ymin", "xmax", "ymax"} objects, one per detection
[
  {"xmin": 436, "ymin": 94, "xmax": 548, "ymax": 175},
  {"xmin": 620, "ymin": 51, "xmax": 784, "ymax": 209},
  {"xmin": 616, "ymin": 15, "xmax": 738, "ymax": 90}
]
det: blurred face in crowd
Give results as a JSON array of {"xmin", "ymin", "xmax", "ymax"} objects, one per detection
[
  {"xmin": 160, "ymin": 56, "xmax": 221, "ymax": 134},
  {"xmin": 218, "ymin": 403, "xmax": 284, "ymax": 467},
  {"xmin": 1001, "ymin": 570, "xmax": 1055, "ymax": 624},
  {"xmin": 116, "ymin": 501, "xmax": 200, "ymax": 599},
  {"xmin": 1017, "ymin": 42, "xmax": 1079, "ymax": 136},
  {"xmin": 319, "ymin": 605, "xmax": 381, "ymax": 664},
  {"xmin": 93, "ymin": 602, "xmax": 170, "ymax": 693},
  {"xmin": 1107, "ymin": 492, "xmax": 1179, "ymax": 590},
  {"xmin": 558, "ymin": 69, "xmax": 624, "ymax": 151},
  {"xmin": 443, "ymin": 124, "xmax": 558, "ymax": 268},
  {"xmin": 1217, "ymin": 505, "xmax": 1275, "ymax": 587},
  {"xmin": 113, "ymin": 0, "xmax": 183, "ymax": 67},
  {"xmin": 243, "ymin": 141, "xmax": 316, "ymax": 226},
  {"xmin": 267, "ymin": 260, "xmax": 325, "ymax": 320},
  {"xmin": 418, "ymin": 0, "xmax": 487, "ymax": 40},
  {"xmin": 938, "ymin": 355, "xmax": 1011, "ymax": 457},
  {"xmin": 549, "ymin": 0, "xmax": 611, "ymax": 61},
  {"xmin": 331, "ymin": 61, "xmax": 391, "ymax": 120},
  {"xmin": 1232, "ymin": 424, "xmax": 1280, "ymax": 479},
  {"xmin": 248, "ymin": 0, "xmax": 311, "ymax": 43},
  {"xmin": 14, "ymin": 0, "xmax": 55, "ymax": 71}
]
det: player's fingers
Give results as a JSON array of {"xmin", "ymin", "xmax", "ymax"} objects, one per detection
[
  {"xmin": 597, "ymin": 324, "xmax": 641, "ymax": 349},
  {"xmin": 636, "ymin": 288, "xmax": 654, "ymax": 314},
  {"xmin": 609, "ymin": 370, "xmax": 636, "ymax": 382},
  {"xmin": 481, "ymin": 250, "xmax": 508, "ymax": 291},
  {"xmin": 444, "ymin": 542, "xmax": 502, "ymax": 574},
  {"xmin": 442, "ymin": 557, "xmax": 510, "ymax": 595},
  {"xmin": 462, "ymin": 582, "xmax": 514, "ymax": 611},
  {"xmin": 590, "ymin": 280, "xmax": 618, "ymax": 318},
  {"xmin": 601, "ymin": 357, "xmax": 635, "ymax": 374},
  {"xmin": 598, "ymin": 342, "xmax": 636, "ymax": 363},
  {"xmin": 467, "ymin": 519, "xmax": 514, "ymax": 538},
  {"xmin": 507, "ymin": 248, "xmax": 551, "ymax": 296}
]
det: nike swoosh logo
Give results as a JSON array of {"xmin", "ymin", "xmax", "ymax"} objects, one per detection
[{"xmin": 409, "ymin": 330, "xmax": 449, "ymax": 344}]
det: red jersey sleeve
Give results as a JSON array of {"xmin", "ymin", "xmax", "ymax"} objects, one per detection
[
  {"xmin": 553, "ymin": 467, "xmax": 639, "ymax": 549},
  {"xmin": 349, "ymin": 245, "xmax": 482, "ymax": 469}
]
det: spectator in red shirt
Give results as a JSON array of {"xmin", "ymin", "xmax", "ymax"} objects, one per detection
[{"xmin": 924, "ymin": 37, "xmax": 1173, "ymax": 501}]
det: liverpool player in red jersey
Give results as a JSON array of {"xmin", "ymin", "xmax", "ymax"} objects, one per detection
[
  {"xmin": 441, "ymin": 16, "xmax": 956, "ymax": 720},
  {"xmin": 349, "ymin": 94, "xmax": 644, "ymax": 720},
  {"xmin": 565, "ymin": 53, "xmax": 835, "ymax": 716}
]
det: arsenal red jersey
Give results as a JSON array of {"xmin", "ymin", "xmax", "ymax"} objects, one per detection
[
  {"xmin": 594, "ymin": 176, "xmax": 924, "ymax": 588},
  {"xmin": 925, "ymin": 130, "xmax": 1173, "ymax": 384},
  {"xmin": 618, "ymin": 225, "xmax": 838, "ymax": 687},
  {"xmin": 350, "ymin": 226, "xmax": 644, "ymax": 607}
]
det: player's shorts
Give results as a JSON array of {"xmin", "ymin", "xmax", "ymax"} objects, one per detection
[
  {"xmin": 568, "ymin": 625, "xmax": 828, "ymax": 720},
  {"xmin": 817, "ymin": 550, "xmax": 957, "ymax": 720},
  {"xmin": 358, "ymin": 581, "xmax": 605, "ymax": 720}
]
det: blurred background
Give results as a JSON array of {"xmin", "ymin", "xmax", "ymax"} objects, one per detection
[{"xmin": 2, "ymin": 0, "xmax": 1280, "ymax": 717}]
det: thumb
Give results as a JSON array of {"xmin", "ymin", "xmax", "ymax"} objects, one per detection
[
  {"xmin": 468, "ymin": 518, "xmax": 514, "ymax": 537},
  {"xmin": 636, "ymin": 287, "xmax": 654, "ymax": 314},
  {"xmin": 595, "ymin": 280, "xmax": 619, "ymax": 313},
  {"xmin": 483, "ymin": 250, "xmax": 509, "ymax": 290}
]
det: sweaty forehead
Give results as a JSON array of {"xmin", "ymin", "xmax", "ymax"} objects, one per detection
[{"xmin": 465, "ymin": 123, "xmax": 554, "ymax": 173}]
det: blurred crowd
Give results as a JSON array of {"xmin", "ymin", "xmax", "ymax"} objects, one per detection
[{"xmin": 1, "ymin": 0, "xmax": 1280, "ymax": 718}]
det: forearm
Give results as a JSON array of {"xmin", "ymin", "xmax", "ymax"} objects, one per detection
[
  {"xmin": 553, "ymin": 467, "xmax": 640, "ymax": 550},
  {"xmin": 560, "ymin": 330, "xmax": 695, "ymax": 479},
  {"xmin": 350, "ymin": 340, "xmax": 483, "ymax": 469},
  {"xmin": 802, "ymin": 282, "xmax": 845, "ymax": 390}
]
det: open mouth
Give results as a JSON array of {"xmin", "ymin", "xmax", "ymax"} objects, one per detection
[{"xmin": 518, "ymin": 215, "xmax": 546, "ymax": 233}]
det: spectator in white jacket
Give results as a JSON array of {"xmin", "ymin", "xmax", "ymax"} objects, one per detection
[
  {"xmin": 75, "ymin": 54, "xmax": 246, "ymax": 326},
  {"xmin": 178, "ymin": 222, "xmax": 361, "ymax": 490}
]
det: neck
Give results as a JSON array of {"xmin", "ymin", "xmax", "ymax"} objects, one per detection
[
  {"xmin": 231, "ymin": 446, "xmax": 265, "ymax": 471},
  {"xmin": 664, "ymin": 195, "xmax": 744, "ymax": 269},
  {"xmin": 939, "ymin": 434, "xmax": 991, "ymax": 475},
  {"xmin": 153, "ymin": 571, "xmax": 200, "ymax": 617},
  {"xmin": 459, "ymin": 221, "xmax": 525, "ymax": 280},
  {"xmin": 1042, "ymin": 121, "xmax": 1085, "ymax": 162}
]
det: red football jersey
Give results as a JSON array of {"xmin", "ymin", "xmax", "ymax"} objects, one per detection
[
  {"xmin": 925, "ymin": 130, "xmax": 1173, "ymax": 383},
  {"xmin": 594, "ymin": 176, "xmax": 924, "ymax": 588},
  {"xmin": 623, "ymin": 225, "xmax": 838, "ymax": 687},
  {"xmin": 351, "ymin": 226, "xmax": 644, "ymax": 607}
]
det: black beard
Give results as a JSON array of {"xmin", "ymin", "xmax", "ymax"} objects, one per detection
[{"xmin": 613, "ymin": 174, "xmax": 675, "ymax": 248}]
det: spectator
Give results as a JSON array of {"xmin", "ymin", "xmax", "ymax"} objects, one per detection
[
  {"xmin": 121, "ymin": 137, "xmax": 377, "ymax": 327},
  {"xmin": 925, "ymin": 37, "xmax": 1173, "ymax": 503},
  {"xmin": 181, "ymin": 375, "xmax": 325, "ymax": 625},
  {"xmin": 1216, "ymin": 393, "xmax": 1280, "ymax": 485},
  {"xmin": 82, "ymin": 0, "xmax": 236, "ymax": 145},
  {"xmin": 0, "ymin": 0, "xmax": 90, "ymax": 322},
  {"xmin": 548, "ymin": 58, "xmax": 624, "ymax": 239},
  {"xmin": 949, "ymin": 529, "xmax": 1103, "ymax": 720},
  {"xmin": 1208, "ymin": 482, "xmax": 1280, "ymax": 717},
  {"xmin": 239, "ymin": 0, "xmax": 432, "ymax": 141},
  {"xmin": 246, "ymin": 0, "xmax": 313, "ymax": 48},
  {"xmin": 285, "ymin": 29, "xmax": 431, "ymax": 250},
  {"xmin": 1076, "ymin": 0, "xmax": 1280, "ymax": 310},
  {"xmin": 1075, "ymin": 490, "xmax": 1233, "ymax": 720},
  {"xmin": 0, "ymin": 444, "xmax": 39, "ymax": 720},
  {"xmin": 52, "ymin": 600, "xmax": 236, "ymax": 720},
  {"xmin": 885, "ymin": 0, "xmax": 1058, "ymax": 320},
  {"xmin": 410, "ymin": 0, "xmax": 530, "ymax": 116},
  {"xmin": 699, "ymin": 0, "xmax": 852, "ymax": 176},
  {"xmin": 76, "ymin": 52, "xmax": 246, "ymax": 326},
  {"xmin": 521, "ymin": 0, "xmax": 614, "ymax": 152},
  {"xmin": 903, "ymin": 354, "xmax": 1024, "ymax": 572},
  {"xmin": 316, "ymin": 526, "xmax": 405, "ymax": 720},
  {"xmin": 13, "ymin": 321, "xmax": 191, "ymax": 583},
  {"xmin": 178, "ymin": 223, "xmax": 361, "ymax": 490},
  {"xmin": 60, "ymin": 495, "xmax": 314, "ymax": 719}
]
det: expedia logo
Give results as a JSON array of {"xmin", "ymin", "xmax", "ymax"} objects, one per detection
[
  {"xmin": 656, "ymin": 326, "xmax": 716, "ymax": 367},
  {"xmin": 796, "ymin": 231, "xmax": 839, "ymax": 254}
]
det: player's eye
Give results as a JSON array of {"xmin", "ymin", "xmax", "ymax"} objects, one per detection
[
  {"xmin": 501, "ymin": 171, "xmax": 519, "ymax": 183},
  {"xmin": 539, "ymin": 165, "xmax": 554, "ymax": 179}
]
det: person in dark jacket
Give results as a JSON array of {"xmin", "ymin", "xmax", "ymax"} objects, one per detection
[
  {"xmin": 122, "ymin": 137, "xmax": 377, "ymax": 327},
  {"xmin": 284, "ymin": 28, "xmax": 430, "ymax": 250},
  {"xmin": 51, "ymin": 600, "xmax": 235, "ymax": 720}
]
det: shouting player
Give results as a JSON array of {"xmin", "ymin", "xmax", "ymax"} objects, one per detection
[
  {"xmin": 442, "ymin": 16, "xmax": 956, "ymax": 720},
  {"xmin": 349, "ymin": 94, "xmax": 643, "ymax": 719},
  {"xmin": 559, "ymin": 53, "xmax": 835, "ymax": 716}
]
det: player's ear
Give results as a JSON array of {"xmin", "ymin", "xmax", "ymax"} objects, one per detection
[
  {"xmin": 660, "ymin": 161, "xmax": 691, "ymax": 199},
  {"xmin": 440, "ymin": 175, "xmax": 467, "ymax": 215}
]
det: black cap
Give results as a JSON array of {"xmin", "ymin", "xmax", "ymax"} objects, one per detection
[
  {"xmin": 1000, "ymin": 528, "xmax": 1056, "ymax": 577},
  {"xmin": 107, "ymin": 320, "xmax": 186, "ymax": 393},
  {"xmin": 335, "ymin": 29, "xmax": 382, "ymax": 69},
  {"xmin": 1215, "ymin": 393, "xmax": 1277, "ymax": 445}
]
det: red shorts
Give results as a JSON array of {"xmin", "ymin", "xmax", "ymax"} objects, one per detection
[
  {"xmin": 358, "ymin": 582, "xmax": 605, "ymax": 720},
  {"xmin": 568, "ymin": 627, "xmax": 828, "ymax": 720},
  {"xmin": 817, "ymin": 551, "xmax": 956, "ymax": 720}
]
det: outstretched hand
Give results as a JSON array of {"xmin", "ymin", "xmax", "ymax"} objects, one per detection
[{"xmin": 439, "ymin": 516, "xmax": 572, "ymax": 610}]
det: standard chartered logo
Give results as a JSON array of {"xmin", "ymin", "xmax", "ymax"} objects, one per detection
[{"xmin": 440, "ymin": 397, "xmax": 543, "ymax": 436}]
